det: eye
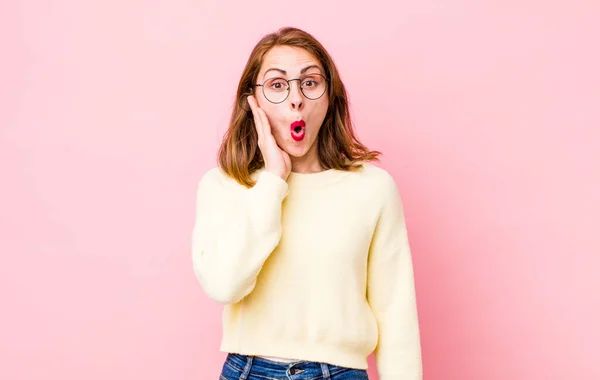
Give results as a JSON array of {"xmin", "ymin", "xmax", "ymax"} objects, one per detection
[
  {"xmin": 266, "ymin": 78, "xmax": 288, "ymax": 91},
  {"xmin": 302, "ymin": 75, "xmax": 321, "ymax": 87}
]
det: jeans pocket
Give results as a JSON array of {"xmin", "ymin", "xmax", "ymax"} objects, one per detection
[{"xmin": 219, "ymin": 360, "xmax": 243, "ymax": 380}]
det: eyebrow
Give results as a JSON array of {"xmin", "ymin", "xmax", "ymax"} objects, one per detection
[{"xmin": 263, "ymin": 64, "xmax": 323, "ymax": 78}]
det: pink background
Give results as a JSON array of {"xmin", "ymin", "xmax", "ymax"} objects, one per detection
[{"xmin": 1, "ymin": 1, "xmax": 599, "ymax": 379}]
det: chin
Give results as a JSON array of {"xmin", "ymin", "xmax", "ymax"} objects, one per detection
[
  {"xmin": 284, "ymin": 147, "xmax": 308, "ymax": 158},
  {"xmin": 283, "ymin": 141, "xmax": 312, "ymax": 158}
]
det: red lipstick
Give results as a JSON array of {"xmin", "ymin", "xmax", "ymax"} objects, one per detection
[{"xmin": 290, "ymin": 120, "xmax": 306, "ymax": 142}]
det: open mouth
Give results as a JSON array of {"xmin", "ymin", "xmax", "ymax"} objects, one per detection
[{"xmin": 290, "ymin": 120, "xmax": 306, "ymax": 141}]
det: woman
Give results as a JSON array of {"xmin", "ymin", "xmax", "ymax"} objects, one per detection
[{"xmin": 192, "ymin": 27, "xmax": 423, "ymax": 380}]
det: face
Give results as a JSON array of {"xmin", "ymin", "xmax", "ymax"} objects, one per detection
[{"xmin": 254, "ymin": 45, "xmax": 329, "ymax": 158}]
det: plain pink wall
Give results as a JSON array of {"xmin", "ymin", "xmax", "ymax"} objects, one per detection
[{"xmin": 1, "ymin": 1, "xmax": 598, "ymax": 379}]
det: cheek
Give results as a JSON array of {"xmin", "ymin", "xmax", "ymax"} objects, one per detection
[
  {"xmin": 314, "ymin": 99, "xmax": 329, "ymax": 122},
  {"xmin": 260, "ymin": 105, "xmax": 286, "ymax": 136}
]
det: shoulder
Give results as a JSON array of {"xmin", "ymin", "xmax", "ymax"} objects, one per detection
[
  {"xmin": 198, "ymin": 166, "xmax": 224, "ymax": 185},
  {"xmin": 347, "ymin": 162, "xmax": 404, "ymax": 213},
  {"xmin": 355, "ymin": 161, "xmax": 392, "ymax": 178},
  {"xmin": 352, "ymin": 162, "xmax": 399, "ymax": 192},
  {"xmin": 353, "ymin": 163, "xmax": 407, "ymax": 220},
  {"xmin": 196, "ymin": 166, "xmax": 240, "ymax": 193}
]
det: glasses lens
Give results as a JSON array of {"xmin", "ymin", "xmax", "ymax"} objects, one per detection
[
  {"xmin": 300, "ymin": 74, "xmax": 327, "ymax": 100},
  {"xmin": 263, "ymin": 78, "xmax": 289, "ymax": 103}
]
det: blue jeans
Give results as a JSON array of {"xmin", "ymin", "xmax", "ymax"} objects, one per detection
[{"xmin": 220, "ymin": 353, "xmax": 369, "ymax": 380}]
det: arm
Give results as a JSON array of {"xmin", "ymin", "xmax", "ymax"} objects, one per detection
[
  {"xmin": 191, "ymin": 168, "xmax": 288, "ymax": 304},
  {"xmin": 367, "ymin": 174, "xmax": 423, "ymax": 380}
]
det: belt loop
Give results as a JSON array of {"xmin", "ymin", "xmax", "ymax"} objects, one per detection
[
  {"xmin": 239, "ymin": 355, "xmax": 253, "ymax": 380},
  {"xmin": 320, "ymin": 363, "xmax": 330, "ymax": 379}
]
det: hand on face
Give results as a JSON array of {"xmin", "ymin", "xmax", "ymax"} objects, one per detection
[{"xmin": 247, "ymin": 94, "xmax": 292, "ymax": 181}]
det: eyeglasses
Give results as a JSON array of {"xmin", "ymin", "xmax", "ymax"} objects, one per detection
[{"xmin": 255, "ymin": 73, "xmax": 329, "ymax": 104}]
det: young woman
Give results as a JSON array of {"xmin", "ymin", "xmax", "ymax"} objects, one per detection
[{"xmin": 192, "ymin": 27, "xmax": 423, "ymax": 380}]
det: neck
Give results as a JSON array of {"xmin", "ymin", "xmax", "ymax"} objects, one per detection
[{"xmin": 290, "ymin": 151, "xmax": 324, "ymax": 174}]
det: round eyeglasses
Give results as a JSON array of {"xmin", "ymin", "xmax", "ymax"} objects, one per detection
[{"xmin": 255, "ymin": 73, "xmax": 329, "ymax": 104}]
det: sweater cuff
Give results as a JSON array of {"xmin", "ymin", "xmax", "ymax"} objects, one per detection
[{"xmin": 255, "ymin": 170, "xmax": 289, "ymax": 200}]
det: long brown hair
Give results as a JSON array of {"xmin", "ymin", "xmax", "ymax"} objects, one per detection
[{"xmin": 217, "ymin": 26, "xmax": 381, "ymax": 187}]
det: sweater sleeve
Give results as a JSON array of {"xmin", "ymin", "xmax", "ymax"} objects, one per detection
[
  {"xmin": 367, "ymin": 174, "xmax": 423, "ymax": 380},
  {"xmin": 191, "ymin": 168, "xmax": 288, "ymax": 304}
]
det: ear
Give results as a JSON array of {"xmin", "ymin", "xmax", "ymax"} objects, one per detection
[{"xmin": 241, "ymin": 90, "xmax": 252, "ymax": 112}]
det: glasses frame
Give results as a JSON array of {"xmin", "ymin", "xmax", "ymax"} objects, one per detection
[{"xmin": 254, "ymin": 73, "xmax": 329, "ymax": 104}]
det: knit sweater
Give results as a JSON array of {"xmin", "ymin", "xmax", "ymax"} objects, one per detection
[{"xmin": 191, "ymin": 162, "xmax": 423, "ymax": 379}]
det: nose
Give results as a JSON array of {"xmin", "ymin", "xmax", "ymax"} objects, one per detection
[{"xmin": 288, "ymin": 80, "xmax": 304, "ymax": 111}]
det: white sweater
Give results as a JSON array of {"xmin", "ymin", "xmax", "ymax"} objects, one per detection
[{"xmin": 192, "ymin": 162, "xmax": 423, "ymax": 379}]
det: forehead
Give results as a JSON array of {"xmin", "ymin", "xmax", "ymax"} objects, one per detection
[{"xmin": 259, "ymin": 45, "xmax": 323, "ymax": 77}]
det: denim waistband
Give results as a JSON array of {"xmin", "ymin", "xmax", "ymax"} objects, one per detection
[{"xmin": 225, "ymin": 353, "xmax": 335, "ymax": 379}]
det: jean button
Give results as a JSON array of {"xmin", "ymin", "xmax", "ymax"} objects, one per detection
[{"xmin": 290, "ymin": 368, "xmax": 297, "ymax": 375}]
